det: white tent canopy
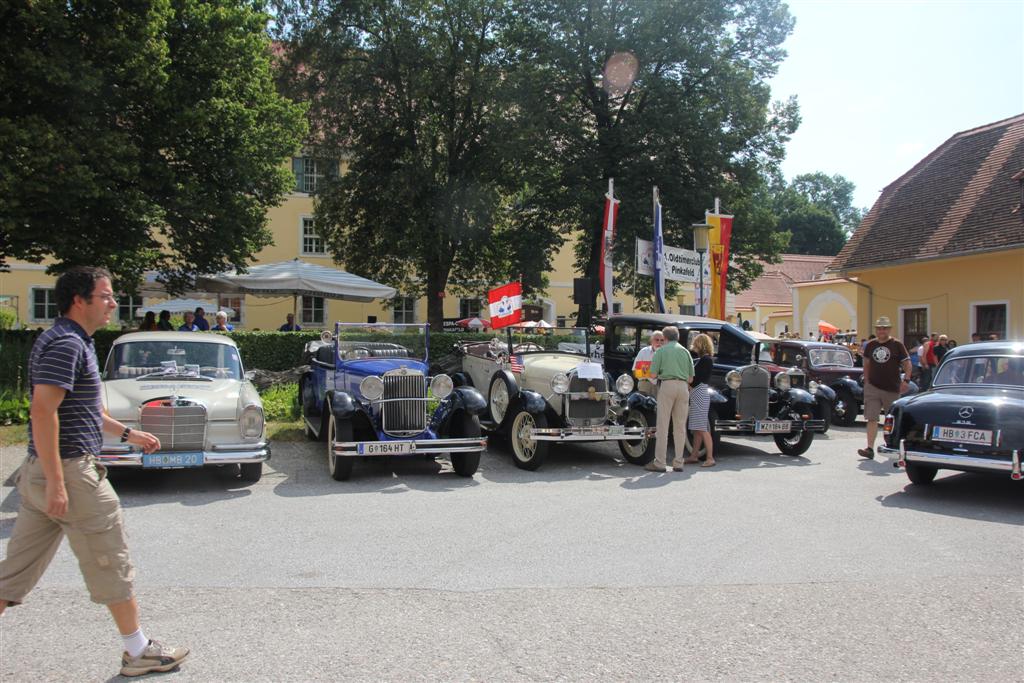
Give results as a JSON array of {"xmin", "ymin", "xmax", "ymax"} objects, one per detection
[
  {"xmin": 195, "ymin": 258, "xmax": 396, "ymax": 303},
  {"xmin": 137, "ymin": 299, "xmax": 233, "ymax": 317}
]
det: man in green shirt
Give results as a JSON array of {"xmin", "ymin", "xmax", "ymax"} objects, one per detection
[{"xmin": 647, "ymin": 326, "xmax": 695, "ymax": 472}]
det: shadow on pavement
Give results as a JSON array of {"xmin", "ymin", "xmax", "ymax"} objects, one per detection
[
  {"xmin": 878, "ymin": 471, "xmax": 1024, "ymax": 524},
  {"xmin": 269, "ymin": 441, "xmax": 482, "ymax": 497}
]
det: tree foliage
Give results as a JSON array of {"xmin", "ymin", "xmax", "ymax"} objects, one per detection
[
  {"xmin": 507, "ymin": 0, "xmax": 800, "ymax": 318},
  {"xmin": 0, "ymin": 0, "xmax": 307, "ymax": 292},
  {"xmin": 272, "ymin": 0, "xmax": 561, "ymax": 328},
  {"xmin": 772, "ymin": 172, "xmax": 863, "ymax": 256}
]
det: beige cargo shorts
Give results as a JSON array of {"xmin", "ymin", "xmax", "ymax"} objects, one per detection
[
  {"xmin": 863, "ymin": 382, "xmax": 900, "ymax": 422},
  {"xmin": 0, "ymin": 454, "xmax": 135, "ymax": 607}
]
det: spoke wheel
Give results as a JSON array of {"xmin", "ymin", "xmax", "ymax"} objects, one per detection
[
  {"xmin": 510, "ymin": 409, "xmax": 548, "ymax": 471},
  {"xmin": 489, "ymin": 374, "xmax": 511, "ymax": 425},
  {"xmin": 618, "ymin": 409, "xmax": 655, "ymax": 465}
]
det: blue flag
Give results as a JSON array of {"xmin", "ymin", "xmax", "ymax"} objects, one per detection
[{"xmin": 653, "ymin": 189, "xmax": 666, "ymax": 314}]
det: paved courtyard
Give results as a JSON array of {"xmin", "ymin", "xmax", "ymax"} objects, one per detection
[{"xmin": 1, "ymin": 423, "xmax": 1021, "ymax": 681}]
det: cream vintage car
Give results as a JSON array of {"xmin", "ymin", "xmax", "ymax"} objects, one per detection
[{"xmin": 98, "ymin": 331, "xmax": 270, "ymax": 483}]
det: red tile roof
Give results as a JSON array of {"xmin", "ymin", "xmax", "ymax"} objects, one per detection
[
  {"xmin": 734, "ymin": 254, "xmax": 832, "ymax": 309},
  {"xmin": 831, "ymin": 113, "xmax": 1024, "ymax": 272}
]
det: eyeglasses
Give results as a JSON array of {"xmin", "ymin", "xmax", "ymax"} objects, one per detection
[{"xmin": 89, "ymin": 294, "xmax": 118, "ymax": 303}]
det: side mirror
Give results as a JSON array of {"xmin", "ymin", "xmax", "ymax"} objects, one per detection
[{"xmin": 244, "ymin": 370, "xmax": 255, "ymax": 381}]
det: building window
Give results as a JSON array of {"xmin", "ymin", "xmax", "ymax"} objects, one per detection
[
  {"xmin": 459, "ymin": 297, "xmax": 481, "ymax": 319},
  {"xmin": 556, "ymin": 316, "xmax": 567, "ymax": 328},
  {"xmin": 975, "ymin": 303, "xmax": 1007, "ymax": 339},
  {"xmin": 612, "ymin": 302, "xmax": 623, "ymax": 314},
  {"xmin": 393, "ymin": 296, "xmax": 416, "ymax": 324},
  {"xmin": 680, "ymin": 304, "xmax": 696, "ymax": 316},
  {"xmin": 901, "ymin": 307, "xmax": 929, "ymax": 350},
  {"xmin": 292, "ymin": 157, "xmax": 337, "ymax": 194},
  {"xmin": 301, "ymin": 295, "xmax": 325, "ymax": 326},
  {"xmin": 218, "ymin": 296, "xmax": 244, "ymax": 324},
  {"xmin": 301, "ymin": 216, "xmax": 325, "ymax": 255},
  {"xmin": 117, "ymin": 295, "xmax": 143, "ymax": 324},
  {"xmin": 31, "ymin": 288, "xmax": 57, "ymax": 322}
]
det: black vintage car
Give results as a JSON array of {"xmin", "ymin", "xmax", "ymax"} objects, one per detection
[
  {"xmin": 603, "ymin": 314, "xmax": 830, "ymax": 457},
  {"xmin": 879, "ymin": 340, "xmax": 1024, "ymax": 484},
  {"xmin": 768, "ymin": 340, "xmax": 861, "ymax": 426}
]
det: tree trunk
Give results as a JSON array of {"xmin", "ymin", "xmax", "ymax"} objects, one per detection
[
  {"xmin": 575, "ymin": 203, "xmax": 606, "ymax": 328},
  {"xmin": 426, "ymin": 259, "xmax": 451, "ymax": 332}
]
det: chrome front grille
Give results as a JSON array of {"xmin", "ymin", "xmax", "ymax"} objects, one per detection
[
  {"xmin": 736, "ymin": 366, "xmax": 770, "ymax": 419},
  {"xmin": 140, "ymin": 400, "xmax": 206, "ymax": 451},
  {"xmin": 567, "ymin": 376, "xmax": 608, "ymax": 422},
  {"xmin": 381, "ymin": 370, "xmax": 427, "ymax": 436}
]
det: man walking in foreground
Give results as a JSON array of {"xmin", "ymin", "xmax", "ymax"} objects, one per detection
[
  {"xmin": 858, "ymin": 316, "xmax": 912, "ymax": 460},
  {"xmin": 0, "ymin": 267, "xmax": 189, "ymax": 677},
  {"xmin": 647, "ymin": 325, "xmax": 694, "ymax": 472}
]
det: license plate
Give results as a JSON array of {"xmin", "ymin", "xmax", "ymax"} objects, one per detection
[
  {"xmin": 143, "ymin": 452, "xmax": 203, "ymax": 468},
  {"xmin": 357, "ymin": 441, "xmax": 416, "ymax": 455},
  {"xmin": 607, "ymin": 425, "xmax": 625, "ymax": 436},
  {"xmin": 931, "ymin": 425, "xmax": 993, "ymax": 445},
  {"xmin": 755, "ymin": 420, "xmax": 792, "ymax": 434}
]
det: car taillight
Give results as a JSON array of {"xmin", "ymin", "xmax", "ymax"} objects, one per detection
[{"xmin": 883, "ymin": 414, "xmax": 894, "ymax": 434}]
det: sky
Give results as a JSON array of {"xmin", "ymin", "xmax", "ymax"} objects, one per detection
[{"xmin": 769, "ymin": 0, "xmax": 1024, "ymax": 211}]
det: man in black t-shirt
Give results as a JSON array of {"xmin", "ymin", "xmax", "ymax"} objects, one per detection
[{"xmin": 857, "ymin": 316, "xmax": 912, "ymax": 460}]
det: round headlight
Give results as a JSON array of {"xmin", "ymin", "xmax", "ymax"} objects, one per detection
[
  {"xmin": 774, "ymin": 372, "xmax": 791, "ymax": 391},
  {"xmin": 430, "ymin": 373, "xmax": 454, "ymax": 399},
  {"xmin": 808, "ymin": 380, "xmax": 819, "ymax": 394},
  {"xmin": 360, "ymin": 375, "xmax": 385, "ymax": 400},
  {"xmin": 320, "ymin": 330, "xmax": 334, "ymax": 343},
  {"xmin": 726, "ymin": 370, "xmax": 742, "ymax": 389},
  {"xmin": 240, "ymin": 404, "xmax": 264, "ymax": 438},
  {"xmin": 551, "ymin": 372, "xmax": 570, "ymax": 394},
  {"xmin": 615, "ymin": 373, "xmax": 634, "ymax": 395}
]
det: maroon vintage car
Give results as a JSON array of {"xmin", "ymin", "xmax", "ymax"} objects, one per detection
[{"xmin": 767, "ymin": 340, "xmax": 863, "ymax": 426}]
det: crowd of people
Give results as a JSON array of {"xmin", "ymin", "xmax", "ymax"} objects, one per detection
[{"xmin": 133, "ymin": 308, "xmax": 303, "ymax": 333}]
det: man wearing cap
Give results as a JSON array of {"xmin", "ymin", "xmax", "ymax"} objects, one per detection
[{"xmin": 858, "ymin": 316, "xmax": 912, "ymax": 459}]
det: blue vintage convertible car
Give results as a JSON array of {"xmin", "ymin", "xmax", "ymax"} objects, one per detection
[
  {"xmin": 880, "ymin": 341, "xmax": 1023, "ymax": 484},
  {"xmin": 299, "ymin": 323, "xmax": 487, "ymax": 480}
]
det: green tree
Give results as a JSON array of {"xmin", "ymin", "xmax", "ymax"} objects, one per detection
[
  {"xmin": 508, "ymin": 0, "xmax": 800, "ymax": 321},
  {"xmin": 772, "ymin": 172, "xmax": 863, "ymax": 256},
  {"xmin": 273, "ymin": 0, "xmax": 562, "ymax": 328},
  {"xmin": 0, "ymin": 0, "xmax": 307, "ymax": 292},
  {"xmin": 789, "ymin": 172, "xmax": 864, "ymax": 234}
]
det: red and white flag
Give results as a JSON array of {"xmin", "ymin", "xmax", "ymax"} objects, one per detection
[
  {"xmin": 488, "ymin": 281, "xmax": 523, "ymax": 329},
  {"xmin": 598, "ymin": 179, "xmax": 620, "ymax": 312}
]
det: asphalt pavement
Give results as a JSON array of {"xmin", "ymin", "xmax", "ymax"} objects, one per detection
[{"xmin": 1, "ymin": 422, "xmax": 1021, "ymax": 681}]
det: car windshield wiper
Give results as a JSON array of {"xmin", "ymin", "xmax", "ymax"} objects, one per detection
[{"xmin": 135, "ymin": 371, "xmax": 213, "ymax": 381}]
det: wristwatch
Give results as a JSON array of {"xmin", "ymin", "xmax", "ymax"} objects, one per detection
[{"xmin": 120, "ymin": 427, "xmax": 132, "ymax": 443}]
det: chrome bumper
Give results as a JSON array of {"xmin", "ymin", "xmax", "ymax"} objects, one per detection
[
  {"xmin": 530, "ymin": 426, "xmax": 655, "ymax": 442},
  {"xmin": 97, "ymin": 442, "xmax": 271, "ymax": 467},
  {"xmin": 881, "ymin": 439, "xmax": 1022, "ymax": 480},
  {"xmin": 333, "ymin": 436, "xmax": 487, "ymax": 457},
  {"xmin": 715, "ymin": 419, "xmax": 827, "ymax": 434}
]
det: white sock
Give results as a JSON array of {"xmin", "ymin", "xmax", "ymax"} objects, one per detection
[{"xmin": 122, "ymin": 628, "xmax": 149, "ymax": 657}]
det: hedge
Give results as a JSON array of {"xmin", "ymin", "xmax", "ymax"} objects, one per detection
[{"xmin": 0, "ymin": 327, "xmax": 587, "ymax": 389}]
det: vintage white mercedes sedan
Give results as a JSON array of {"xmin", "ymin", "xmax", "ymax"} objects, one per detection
[{"xmin": 99, "ymin": 331, "xmax": 270, "ymax": 483}]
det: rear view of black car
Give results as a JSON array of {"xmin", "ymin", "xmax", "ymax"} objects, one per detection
[{"xmin": 880, "ymin": 341, "xmax": 1024, "ymax": 484}]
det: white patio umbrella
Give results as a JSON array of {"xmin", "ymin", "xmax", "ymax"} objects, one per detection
[{"xmin": 195, "ymin": 258, "xmax": 396, "ymax": 321}]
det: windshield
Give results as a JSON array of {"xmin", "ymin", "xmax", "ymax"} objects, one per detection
[
  {"xmin": 809, "ymin": 347, "xmax": 854, "ymax": 367},
  {"xmin": 106, "ymin": 341, "xmax": 243, "ymax": 380},
  {"xmin": 933, "ymin": 355, "xmax": 1024, "ymax": 387}
]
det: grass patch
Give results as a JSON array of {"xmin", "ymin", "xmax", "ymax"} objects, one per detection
[
  {"xmin": 267, "ymin": 420, "xmax": 307, "ymax": 442},
  {"xmin": 0, "ymin": 422, "xmax": 29, "ymax": 447}
]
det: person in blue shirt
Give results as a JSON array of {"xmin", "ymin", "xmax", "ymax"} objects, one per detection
[
  {"xmin": 178, "ymin": 311, "xmax": 199, "ymax": 332},
  {"xmin": 211, "ymin": 311, "xmax": 234, "ymax": 332},
  {"xmin": 192, "ymin": 307, "xmax": 210, "ymax": 331},
  {"xmin": 278, "ymin": 313, "xmax": 301, "ymax": 332}
]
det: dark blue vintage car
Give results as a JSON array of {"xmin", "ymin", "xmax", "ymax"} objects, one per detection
[
  {"xmin": 602, "ymin": 314, "xmax": 830, "ymax": 457},
  {"xmin": 299, "ymin": 323, "xmax": 487, "ymax": 480},
  {"xmin": 880, "ymin": 340, "xmax": 1024, "ymax": 484}
]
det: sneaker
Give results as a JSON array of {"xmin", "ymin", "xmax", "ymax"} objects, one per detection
[
  {"xmin": 671, "ymin": 466, "xmax": 684, "ymax": 472},
  {"xmin": 120, "ymin": 640, "xmax": 189, "ymax": 677},
  {"xmin": 857, "ymin": 447, "xmax": 874, "ymax": 459},
  {"xmin": 644, "ymin": 462, "xmax": 667, "ymax": 472}
]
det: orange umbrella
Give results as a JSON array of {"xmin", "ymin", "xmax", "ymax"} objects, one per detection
[{"xmin": 818, "ymin": 320, "xmax": 839, "ymax": 335}]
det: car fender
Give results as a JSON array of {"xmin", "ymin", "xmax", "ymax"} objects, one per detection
[
  {"xmin": 431, "ymin": 386, "xmax": 487, "ymax": 433},
  {"xmin": 517, "ymin": 388, "xmax": 547, "ymax": 415},
  {"xmin": 784, "ymin": 387, "xmax": 817, "ymax": 410},
  {"xmin": 326, "ymin": 390, "xmax": 359, "ymax": 419},
  {"xmin": 831, "ymin": 376, "xmax": 862, "ymax": 399},
  {"xmin": 814, "ymin": 384, "xmax": 836, "ymax": 403},
  {"xmin": 625, "ymin": 392, "xmax": 657, "ymax": 413}
]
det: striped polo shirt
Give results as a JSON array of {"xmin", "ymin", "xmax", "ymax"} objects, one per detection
[{"xmin": 27, "ymin": 317, "xmax": 104, "ymax": 459}]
